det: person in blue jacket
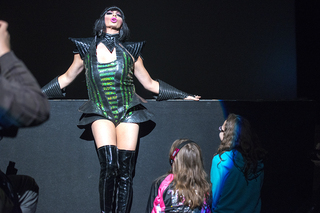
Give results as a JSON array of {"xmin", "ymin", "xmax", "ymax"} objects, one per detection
[{"xmin": 210, "ymin": 114, "xmax": 267, "ymax": 213}]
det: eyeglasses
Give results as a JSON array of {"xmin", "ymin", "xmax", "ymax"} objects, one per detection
[{"xmin": 219, "ymin": 126, "xmax": 224, "ymax": 132}]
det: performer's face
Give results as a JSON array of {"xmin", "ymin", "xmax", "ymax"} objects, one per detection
[{"xmin": 104, "ymin": 10, "xmax": 123, "ymax": 33}]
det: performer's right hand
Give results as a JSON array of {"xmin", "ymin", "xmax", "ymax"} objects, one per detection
[{"xmin": 184, "ymin": 95, "xmax": 201, "ymax": 101}]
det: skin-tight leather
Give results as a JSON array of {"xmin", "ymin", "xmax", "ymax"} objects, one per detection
[
  {"xmin": 116, "ymin": 149, "xmax": 135, "ymax": 213},
  {"xmin": 97, "ymin": 145, "xmax": 118, "ymax": 213}
]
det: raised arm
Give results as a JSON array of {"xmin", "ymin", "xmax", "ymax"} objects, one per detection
[
  {"xmin": 41, "ymin": 54, "xmax": 84, "ymax": 98},
  {"xmin": 0, "ymin": 20, "xmax": 50, "ymax": 128},
  {"xmin": 58, "ymin": 54, "xmax": 84, "ymax": 89},
  {"xmin": 134, "ymin": 57, "xmax": 200, "ymax": 101}
]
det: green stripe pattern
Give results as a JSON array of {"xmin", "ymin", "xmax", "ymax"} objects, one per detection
[
  {"xmin": 97, "ymin": 62, "xmax": 119, "ymax": 120},
  {"xmin": 84, "ymin": 50, "xmax": 135, "ymax": 124}
]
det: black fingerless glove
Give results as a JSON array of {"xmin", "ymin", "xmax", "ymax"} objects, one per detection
[
  {"xmin": 41, "ymin": 76, "xmax": 66, "ymax": 99},
  {"xmin": 155, "ymin": 79, "xmax": 193, "ymax": 101}
]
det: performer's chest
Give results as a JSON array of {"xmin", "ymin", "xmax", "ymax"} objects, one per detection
[{"xmin": 96, "ymin": 43, "xmax": 116, "ymax": 63}]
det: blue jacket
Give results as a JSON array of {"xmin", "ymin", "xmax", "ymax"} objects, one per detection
[{"xmin": 210, "ymin": 150, "xmax": 264, "ymax": 213}]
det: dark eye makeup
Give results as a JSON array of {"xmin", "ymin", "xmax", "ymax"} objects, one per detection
[{"xmin": 106, "ymin": 11, "xmax": 122, "ymax": 18}]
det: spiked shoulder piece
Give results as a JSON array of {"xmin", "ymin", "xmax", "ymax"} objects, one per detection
[
  {"xmin": 123, "ymin": 41, "xmax": 146, "ymax": 61},
  {"xmin": 69, "ymin": 37, "xmax": 94, "ymax": 59}
]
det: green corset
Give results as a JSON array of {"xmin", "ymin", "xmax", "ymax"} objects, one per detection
[{"xmin": 85, "ymin": 49, "xmax": 135, "ymax": 124}]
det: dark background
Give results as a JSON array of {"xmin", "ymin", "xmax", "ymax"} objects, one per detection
[
  {"xmin": 1, "ymin": 1, "xmax": 320, "ymax": 212},
  {"xmin": 0, "ymin": 100, "xmax": 316, "ymax": 213},
  {"xmin": 1, "ymin": 0, "xmax": 319, "ymax": 102}
]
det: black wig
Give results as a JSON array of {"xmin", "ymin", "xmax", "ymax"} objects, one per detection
[{"xmin": 93, "ymin": 6, "xmax": 130, "ymax": 41}]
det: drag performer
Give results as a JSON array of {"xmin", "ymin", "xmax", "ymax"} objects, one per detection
[
  {"xmin": 145, "ymin": 139, "xmax": 211, "ymax": 213},
  {"xmin": 42, "ymin": 6, "xmax": 200, "ymax": 213}
]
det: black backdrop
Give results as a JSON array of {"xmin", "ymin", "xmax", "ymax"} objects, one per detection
[
  {"xmin": 1, "ymin": 0, "xmax": 320, "ymax": 212},
  {"xmin": 0, "ymin": 0, "xmax": 308, "ymax": 100},
  {"xmin": 0, "ymin": 100, "xmax": 316, "ymax": 213}
]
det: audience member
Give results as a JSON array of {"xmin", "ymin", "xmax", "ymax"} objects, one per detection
[
  {"xmin": 210, "ymin": 114, "xmax": 267, "ymax": 213},
  {"xmin": 146, "ymin": 139, "xmax": 211, "ymax": 213},
  {"xmin": 0, "ymin": 20, "xmax": 50, "ymax": 213}
]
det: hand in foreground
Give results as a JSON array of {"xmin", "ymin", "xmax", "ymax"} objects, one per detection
[
  {"xmin": 0, "ymin": 20, "xmax": 11, "ymax": 57},
  {"xmin": 184, "ymin": 95, "xmax": 201, "ymax": 101}
]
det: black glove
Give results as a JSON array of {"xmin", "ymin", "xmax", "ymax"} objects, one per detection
[
  {"xmin": 155, "ymin": 79, "xmax": 193, "ymax": 101},
  {"xmin": 41, "ymin": 76, "xmax": 65, "ymax": 99}
]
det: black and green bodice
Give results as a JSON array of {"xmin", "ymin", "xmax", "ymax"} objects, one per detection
[{"xmin": 70, "ymin": 33, "xmax": 152, "ymax": 125}]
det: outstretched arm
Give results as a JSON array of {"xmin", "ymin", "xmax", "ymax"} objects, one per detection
[
  {"xmin": 42, "ymin": 53, "xmax": 84, "ymax": 98},
  {"xmin": 58, "ymin": 54, "xmax": 84, "ymax": 89},
  {"xmin": 134, "ymin": 57, "xmax": 200, "ymax": 101},
  {"xmin": 134, "ymin": 56, "xmax": 159, "ymax": 94}
]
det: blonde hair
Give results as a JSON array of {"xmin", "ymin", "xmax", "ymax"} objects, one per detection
[{"xmin": 169, "ymin": 139, "xmax": 211, "ymax": 209}]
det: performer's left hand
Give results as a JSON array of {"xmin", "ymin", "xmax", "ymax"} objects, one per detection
[{"xmin": 184, "ymin": 95, "xmax": 201, "ymax": 101}]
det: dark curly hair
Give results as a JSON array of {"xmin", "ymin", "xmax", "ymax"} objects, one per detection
[
  {"xmin": 215, "ymin": 114, "xmax": 267, "ymax": 179},
  {"xmin": 93, "ymin": 6, "xmax": 130, "ymax": 42}
]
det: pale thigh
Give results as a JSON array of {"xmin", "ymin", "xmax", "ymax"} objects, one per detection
[
  {"xmin": 91, "ymin": 119, "xmax": 139, "ymax": 150},
  {"xmin": 115, "ymin": 122, "xmax": 139, "ymax": 151},
  {"xmin": 91, "ymin": 119, "xmax": 117, "ymax": 149}
]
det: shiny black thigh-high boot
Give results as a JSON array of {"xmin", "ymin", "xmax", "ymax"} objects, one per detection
[
  {"xmin": 116, "ymin": 149, "xmax": 135, "ymax": 213},
  {"xmin": 97, "ymin": 145, "xmax": 118, "ymax": 213}
]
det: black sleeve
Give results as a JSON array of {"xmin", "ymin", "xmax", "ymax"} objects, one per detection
[{"xmin": 145, "ymin": 177, "xmax": 162, "ymax": 213}]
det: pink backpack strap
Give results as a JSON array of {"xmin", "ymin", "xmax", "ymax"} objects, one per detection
[
  {"xmin": 201, "ymin": 198, "xmax": 211, "ymax": 213},
  {"xmin": 152, "ymin": 174, "xmax": 174, "ymax": 213}
]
